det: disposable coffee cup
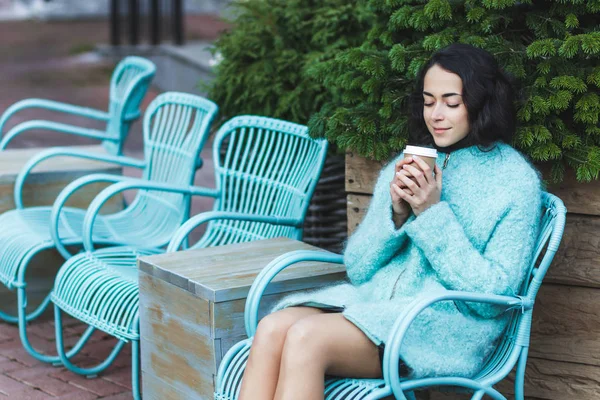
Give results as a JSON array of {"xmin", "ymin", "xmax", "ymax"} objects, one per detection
[
  {"xmin": 403, "ymin": 145, "xmax": 438, "ymax": 170},
  {"xmin": 398, "ymin": 146, "xmax": 438, "ymax": 188}
]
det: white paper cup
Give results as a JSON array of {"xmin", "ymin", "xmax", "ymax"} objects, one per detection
[{"xmin": 403, "ymin": 145, "xmax": 438, "ymax": 169}]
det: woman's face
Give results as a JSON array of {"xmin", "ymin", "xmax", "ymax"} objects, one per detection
[{"xmin": 422, "ymin": 64, "xmax": 470, "ymax": 148}]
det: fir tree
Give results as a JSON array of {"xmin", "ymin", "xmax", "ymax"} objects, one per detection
[
  {"xmin": 207, "ymin": 0, "xmax": 374, "ymax": 127},
  {"xmin": 308, "ymin": 0, "xmax": 600, "ymax": 182}
]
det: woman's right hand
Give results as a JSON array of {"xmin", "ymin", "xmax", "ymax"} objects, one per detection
[{"xmin": 390, "ymin": 157, "xmax": 413, "ymax": 221}]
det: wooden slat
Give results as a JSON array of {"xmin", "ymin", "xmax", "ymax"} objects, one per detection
[
  {"xmin": 142, "ymin": 371, "xmax": 212, "ymax": 400},
  {"xmin": 548, "ymin": 214, "xmax": 600, "ymax": 288},
  {"xmin": 139, "ymin": 272, "xmax": 217, "ymax": 390},
  {"xmin": 139, "ymin": 237, "xmax": 346, "ymax": 302},
  {"xmin": 345, "ymin": 151, "xmax": 384, "ymax": 194},
  {"xmin": 498, "ymin": 357, "xmax": 600, "ymax": 400},
  {"xmin": 347, "ymin": 193, "xmax": 371, "ymax": 236},
  {"xmin": 530, "ymin": 284, "xmax": 600, "ymax": 366},
  {"xmin": 537, "ymin": 164, "xmax": 600, "ymax": 216}
]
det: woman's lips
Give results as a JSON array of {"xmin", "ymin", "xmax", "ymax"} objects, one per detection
[{"xmin": 433, "ymin": 127, "xmax": 450, "ymax": 134}]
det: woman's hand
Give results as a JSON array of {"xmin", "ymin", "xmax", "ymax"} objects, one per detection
[
  {"xmin": 390, "ymin": 157, "xmax": 414, "ymax": 224},
  {"xmin": 395, "ymin": 155, "xmax": 442, "ymax": 216}
]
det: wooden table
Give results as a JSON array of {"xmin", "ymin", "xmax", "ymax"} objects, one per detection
[
  {"xmin": 0, "ymin": 145, "xmax": 123, "ymax": 312},
  {"xmin": 138, "ymin": 237, "xmax": 347, "ymax": 400}
]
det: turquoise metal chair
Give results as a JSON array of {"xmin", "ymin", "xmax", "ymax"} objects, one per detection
[
  {"xmin": 50, "ymin": 116, "xmax": 329, "ymax": 400},
  {"xmin": 0, "ymin": 92, "xmax": 218, "ymax": 366},
  {"xmin": 0, "ymin": 56, "xmax": 156, "ymax": 155},
  {"xmin": 215, "ymin": 192, "xmax": 566, "ymax": 400}
]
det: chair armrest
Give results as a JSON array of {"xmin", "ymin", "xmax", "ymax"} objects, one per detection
[
  {"xmin": 14, "ymin": 147, "xmax": 145, "ymax": 209},
  {"xmin": 50, "ymin": 173, "xmax": 130, "ymax": 259},
  {"xmin": 166, "ymin": 212, "xmax": 304, "ymax": 252},
  {"xmin": 243, "ymin": 250, "xmax": 344, "ymax": 337},
  {"xmin": 0, "ymin": 98, "xmax": 109, "ymax": 134},
  {"xmin": 81, "ymin": 179, "xmax": 221, "ymax": 252},
  {"xmin": 0, "ymin": 120, "xmax": 117, "ymax": 150},
  {"xmin": 384, "ymin": 290, "xmax": 531, "ymax": 400}
]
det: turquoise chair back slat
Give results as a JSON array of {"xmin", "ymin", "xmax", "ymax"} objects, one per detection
[
  {"xmin": 113, "ymin": 92, "xmax": 218, "ymax": 246},
  {"xmin": 475, "ymin": 192, "xmax": 566, "ymax": 383},
  {"xmin": 192, "ymin": 116, "xmax": 328, "ymax": 249},
  {"xmin": 104, "ymin": 56, "xmax": 156, "ymax": 155}
]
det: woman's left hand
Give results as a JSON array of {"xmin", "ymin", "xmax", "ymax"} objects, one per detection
[{"xmin": 395, "ymin": 155, "xmax": 442, "ymax": 216}]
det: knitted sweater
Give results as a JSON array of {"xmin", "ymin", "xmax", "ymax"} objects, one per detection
[{"xmin": 273, "ymin": 142, "xmax": 542, "ymax": 378}]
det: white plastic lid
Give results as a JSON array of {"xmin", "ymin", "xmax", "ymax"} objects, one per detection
[{"xmin": 404, "ymin": 145, "xmax": 438, "ymax": 158}]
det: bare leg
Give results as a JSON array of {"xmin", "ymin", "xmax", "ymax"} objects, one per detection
[
  {"xmin": 238, "ymin": 307, "xmax": 324, "ymax": 400},
  {"xmin": 274, "ymin": 313, "xmax": 381, "ymax": 400}
]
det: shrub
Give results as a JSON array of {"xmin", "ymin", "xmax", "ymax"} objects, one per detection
[
  {"xmin": 206, "ymin": 0, "xmax": 374, "ymax": 127},
  {"xmin": 307, "ymin": 0, "xmax": 600, "ymax": 182}
]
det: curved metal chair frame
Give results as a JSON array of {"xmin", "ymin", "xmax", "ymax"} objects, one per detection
[
  {"xmin": 215, "ymin": 192, "xmax": 567, "ymax": 400},
  {"xmin": 50, "ymin": 116, "xmax": 329, "ymax": 400},
  {"xmin": 0, "ymin": 56, "xmax": 156, "ymax": 155},
  {"xmin": 0, "ymin": 92, "xmax": 218, "ymax": 369}
]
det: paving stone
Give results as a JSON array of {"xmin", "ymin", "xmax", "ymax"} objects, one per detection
[
  {"xmin": 0, "ymin": 374, "xmax": 33, "ymax": 396},
  {"xmin": 5, "ymin": 388, "xmax": 54, "ymax": 400},
  {"xmin": 98, "ymin": 392, "xmax": 133, "ymax": 400},
  {"xmin": 0, "ymin": 358, "xmax": 27, "ymax": 373},
  {"xmin": 55, "ymin": 391, "xmax": 99, "ymax": 400},
  {"xmin": 101, "ymin": 367, "xmax": 132, "ymax": 390},
  {"xmin": 49, "ymin": 369, "xmax": 125, "ymax": 397}
]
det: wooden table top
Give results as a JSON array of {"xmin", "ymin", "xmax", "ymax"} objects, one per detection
[
  {"xmin": 139, "ymin": 237, "xmax": 347, "ymax": 302},
  {"xmin": 0, "ymin": 145, "xmax": 122, "ymax": 183}
]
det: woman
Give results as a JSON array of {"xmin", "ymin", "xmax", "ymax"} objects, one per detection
[{"xmin": 239, "ymin": 43, "xmax": 542, "ymax": 400}]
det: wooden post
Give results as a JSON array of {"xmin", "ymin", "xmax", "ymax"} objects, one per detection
[
  {"xmin": 138, "ymin": 237, "xmax": 346, "ymax": 399},
  {"xmin": 110, "ymin": 0, "xmax": 120, "ymax": 46},
  {"xmin": 128, "ymin": 0, "xmax": 139, "ymax": 46},
  {"xmin": 149, "ymin": 0, "xmax": 161, "ymax": 46}
]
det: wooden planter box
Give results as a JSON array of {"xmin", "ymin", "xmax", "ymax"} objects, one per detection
[{"xmin": 346, "ymin": 151, "xmax": 600, "ymax": 400}]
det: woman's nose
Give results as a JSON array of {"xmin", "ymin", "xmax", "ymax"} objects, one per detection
[{"xmin": 431, "ymin": 105, "xmax": 445, "ymax": 121}]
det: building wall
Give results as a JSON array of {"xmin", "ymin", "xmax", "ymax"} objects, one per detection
[{"xmin": 1, "ymin": 0, "xmax": 231, "ymax": 20}]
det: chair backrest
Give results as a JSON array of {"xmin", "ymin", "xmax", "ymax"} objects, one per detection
[
  {"xmin": 191, "ymin": 116, "xmax": 329, "ymax": 249},
  {"xmin": 104, "ymin": 56, "xmax": 156, "ymax": 155},
  {"xmin": 117, "ymin": 92, "xmax": 218, "ymax": 247},
  {"xmin": 476, "ymin": 192, "xmax": 566, "ymax": 381}
]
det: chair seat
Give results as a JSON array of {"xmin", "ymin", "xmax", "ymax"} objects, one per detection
[
  {"xmin": 51, "ymin": 246, "xmax": 162, "ymax": 341},
  {"xmin": 214, "ymin": 338, "xmax": 387, "ymax": 399},
  {"xmin": 0, "ymin": 207, "xmax": 115, "ymax": 288}
]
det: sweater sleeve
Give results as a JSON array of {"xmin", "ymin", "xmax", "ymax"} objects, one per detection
[
  {"xmin": 403, "ymin": 187, "xmax": 541, "ymax": 318},
  {"xmin": 343, "ymin": 159, "xmax": 413, "ymax": 285}
]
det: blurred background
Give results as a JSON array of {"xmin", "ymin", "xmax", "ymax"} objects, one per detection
[{"xmin": 0, "ymin": 0, "xmax": 231, "ymax": 223}]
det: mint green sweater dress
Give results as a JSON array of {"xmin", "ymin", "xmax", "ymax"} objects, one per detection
[{"xmin": 274, "ymin": 142, "xmax": 542, "ymax": 378}]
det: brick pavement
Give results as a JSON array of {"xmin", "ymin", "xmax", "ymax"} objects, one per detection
[{"xmin": 0, "ymin": 317, "xmax": 134, "ymax": 399}]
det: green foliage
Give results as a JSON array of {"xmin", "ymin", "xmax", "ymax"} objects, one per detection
[
  {"xmin": 208, "ymin": 0, "xmax": 600, "ymax": 182},
  {"xmin": 206, "ymin": 0, "xmax": 374, "ymax": 129},
  {"xmin": 304, "ymin": 0, "xmax": 600, "ymax": 182}
]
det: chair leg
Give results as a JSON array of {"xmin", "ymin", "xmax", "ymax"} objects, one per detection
[
  {"xmin": 55, "ymin": 304, "xmax": 126, "ymax": 377},
  {"xmin": 132, "ymin": 338, "xmax": 141, "ymax": 400},
  {"xmin": 0, "ymin": 282, "xmax": 54, "ymax": 324},
  {"xmin": 514, "ymin": 347, "xmax": 529, "ymax": 400},
  {"xmin": 17, "ymin": 287, "xmax": 95, "ymax": 364}
]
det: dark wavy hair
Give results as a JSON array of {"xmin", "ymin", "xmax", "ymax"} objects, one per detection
[{"xmin": 409, "ymin": 43, "xmax": 517, "ymax": 148}]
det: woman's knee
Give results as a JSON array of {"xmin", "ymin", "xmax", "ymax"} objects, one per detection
[
  {"xmin": 282, "ymin": 318, "xmax": 325, "ymax": 364},
  {"xmin": 254, "ymin": 311, "xmax": 295, "ymax": 349}
]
